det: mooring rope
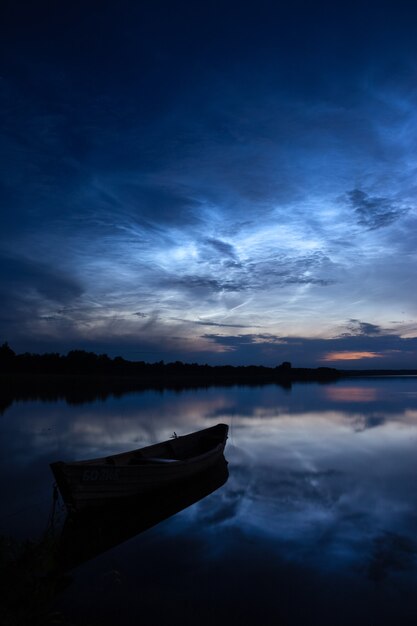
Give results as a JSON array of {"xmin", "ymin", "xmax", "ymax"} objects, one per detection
[
  {"xmin": 0, "ymin": 483, "xmax": 63, "ymax": 526},
  {"xmin": 44, "ymin": 483, "xmax": 60, "ymax": 537}
]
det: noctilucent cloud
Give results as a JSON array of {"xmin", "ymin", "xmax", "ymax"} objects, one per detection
[{"xmin": 1, "ymin": 1, "xmax": 416, "ymax": 367}]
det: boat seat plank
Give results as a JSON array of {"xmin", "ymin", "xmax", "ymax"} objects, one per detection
[{"xmin": 127, "ymin": 456, "xmax": 179, "ymax": 465}]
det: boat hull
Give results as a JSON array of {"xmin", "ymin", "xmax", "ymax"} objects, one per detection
[
  {"xmin": 56, "ymin": 457, "xmax": 229, "ymax": 570},
  {"xmin": 51, "ymin": 423, "xmax": 228, "ymax": 511}
]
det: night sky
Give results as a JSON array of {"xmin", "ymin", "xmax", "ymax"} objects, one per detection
[{"xmin": 1, "ymin": 0, "xmax": 416, "ymax": 367}]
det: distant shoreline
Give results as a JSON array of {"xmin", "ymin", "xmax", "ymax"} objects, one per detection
[
  {"xmin": 1, "ymin": 343, "xmax": 416, "ymax": 385},
  {"xmin": 1, "ymin": 356, "xmax": 416, "ymax": 415},
  {"xmin": 1, "ymin": 368, "xmax": 417, "ymax": 381}
]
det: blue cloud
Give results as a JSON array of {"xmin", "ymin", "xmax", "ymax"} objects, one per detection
[
  {"xmin": 1, "ymin": 2, "xmax": 417, "ymax": 366},
  {"xmin": 347, "ymin": 189, "xmax": 409, "ymax": 230}
]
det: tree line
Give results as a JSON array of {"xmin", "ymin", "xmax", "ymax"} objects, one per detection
[{"xmin": 0, "ymin": 342, "xmax": 339, "ymax": 381}]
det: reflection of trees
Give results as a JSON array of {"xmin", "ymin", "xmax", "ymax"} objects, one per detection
[
  {"xmin": 0, "ymin": 375, "xmax": 293, "ymax": 415},
  {"xmin": 0, "ymin": 346, "xmax": 343, "ymax": 414}
]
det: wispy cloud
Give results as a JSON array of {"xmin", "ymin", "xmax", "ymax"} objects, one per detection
[
  {"xmin": 204, "ymin": 238, "xmax": 238, "ymax": 259},
  {"xmin": 1, "ymin": 3, "xmax": 417, "ymax": 366},
  {"xmin": 340, "ymin": 319, "xmax": 383, "ymax": 337},
  {"xmin": 0, "ymin": 253, "xmax": 83, "ymax": 304},
  {"xmin": 161, "ymin": 275, "xmax": 246, "ymax": 293},
  {"xmin": 347, "ymin": 189, "xmax": 410, "ymax": 230},
  {"xmin": 172, "ymin": 318, "xmax": 250, "ymax": 329}
]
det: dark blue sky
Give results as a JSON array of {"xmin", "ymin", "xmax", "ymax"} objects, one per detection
[{"xmin": 1, "ymin": 0, "xmax": 417, "ymax": 366}]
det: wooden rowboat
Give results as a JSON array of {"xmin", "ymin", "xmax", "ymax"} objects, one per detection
[
  {"xmin": 50, "ymin": 423, "xmax": 228, "ymax": 512},
  {"xmin": 56, "ymin": 457, "xmax": 229, "ymax": 571}
]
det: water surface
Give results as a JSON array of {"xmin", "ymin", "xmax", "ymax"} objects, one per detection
[{"xmin": 1, "ymin": 378, "xmax": 417, "ymax": 625}]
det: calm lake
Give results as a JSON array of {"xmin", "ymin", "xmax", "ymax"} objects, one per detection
[{"xmin": 1, "ymin": 377, "xmax": 417, "ymax": 625}]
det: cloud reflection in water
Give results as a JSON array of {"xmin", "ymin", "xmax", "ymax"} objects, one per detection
[{"xmin": 1, "ymin": 379, "xmax": 417, "ymax": 583}]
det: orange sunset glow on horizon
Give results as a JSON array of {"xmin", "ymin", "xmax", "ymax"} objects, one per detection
[{"xmin": 322, "ymin": 351, "xmax": 384, "ymax": 362}]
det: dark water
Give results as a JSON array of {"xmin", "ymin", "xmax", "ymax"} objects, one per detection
[{"xmin": 1, "ymin": 378, "xmax": 417, "ymax": 625}]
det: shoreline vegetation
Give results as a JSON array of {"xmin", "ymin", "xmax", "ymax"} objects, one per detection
[{"xmin": 1, "ymin": 343, "xmax": 416, "ymax": 414}]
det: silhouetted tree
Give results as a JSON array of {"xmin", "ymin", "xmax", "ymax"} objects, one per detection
[{"xmin": 0, "ymin": 342, "xmax": 16, "ymax": 371}]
